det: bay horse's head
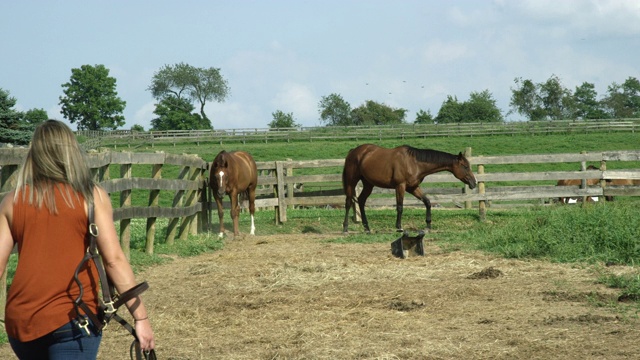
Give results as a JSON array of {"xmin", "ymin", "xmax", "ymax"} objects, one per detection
[
  {"xmin": 211, "ymin": 151, "xmax": 230, "ymax": 198},
  {"xmin": 451, "ymin": 152, "xmax": 477, "ymax": 189}
]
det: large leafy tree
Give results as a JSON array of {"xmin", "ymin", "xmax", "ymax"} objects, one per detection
[
  {"xmin": 269, "ymin": 110, "xmax": 299, "ymax": 129},
  {"xmin": 573, "ymin": 82, "xmax": 608, "ymax": 119},
  {"xmin": 434, "ymin": 91, "xmax": 503, "ymax": 124},
  {"xmin": 148, "ymin": 63, "xmax": 229, "ymax": 128},
  {"xmin": 23, "ymin": 108, "xmax": 49, "ymax": 126},
  {"xmin": 318, "ymin": 93, "xmax": 352, "ymax": 126},
  {"xmin": 350, "ymin": 100, "xmax": 406, "ymax": 125},
  {"xmin": 59, "ymin": 64, "xmax": 126, "ymax": 130},
  {"xmin": 434, "ymin": 95, "xmax": 464, "ymax": 124},
  {"xmin": 150, "ymin": 96, "xmax": 208, "ymax": 131},
  {"xmin": 465, "ymin": 90, "xmax": 503, "ymax": 122},
  {"xmin": 414, "ymin": 109, "xmax": 434, "ymax": 124},
  {"xmin": 509, "ymin": 77, "xmax": 546, "ymax": 120},
  {"xmin": 601, "ymin": 77, "xmax": 640, "ymax": 118},
  {"xmin": 510, "ymin": 75, "xmax": 574, "ymax": 121}
]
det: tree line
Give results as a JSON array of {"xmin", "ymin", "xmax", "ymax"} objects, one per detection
[{"xmin": 1, "ymin": 61, "xmax": 639, "ymax": 145}]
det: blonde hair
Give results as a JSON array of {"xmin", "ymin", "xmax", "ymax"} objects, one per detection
[{"xmin": 15, "ymin": 120, "xmax": 95, "ymax": 213}]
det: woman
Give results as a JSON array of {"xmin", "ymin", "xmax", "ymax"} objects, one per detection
[{"xmin": 0, "ymin": 120, "xmax": 155, "ymax": 359}]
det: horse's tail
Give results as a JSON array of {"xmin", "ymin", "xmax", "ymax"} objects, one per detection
[
  {"xmin": 239, "ymin": 189, "xmax": 249, "ymax": 205},
  {"xmin": 342, "ymin": 148, "xmax": 357, "ymax": 205}
]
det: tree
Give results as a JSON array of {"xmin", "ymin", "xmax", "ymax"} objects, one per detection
[
  {"xmin": 573, "ymin": 82, "xmax": 608, "ymax": 119},
  {"xmin": 601, "ymin": 77, "xmax": 640, "ymax": 118},
  {"xmin": 350, "ymin": 100, "xmax": 406, "ymax": 125},
  {"xmin": 131, "ymin": 124, "xmax": 145, "ymax": 132},
  {"xmin": 465, "ymin": 90, "xmax": 503, "ymax": 122},
  {"xmin": 59, "ymin": 65, "xmax": 126, "ymax": 130},
  {"xmin": 0, "ymin": 88, "xmax": 33, "ymax": 144},
  {"xmin": 269, "ymin": 110, "xmax": 299, "ymax": 129},
  {"xmin": 539, "ymin": 75, "xmax": 573, "ymax": 120},
  {"xmin": 150, "ymin": 96, "xmax": 209, "ymax": 131},
  {"xmin": 148, "ymin": 62, "xmax": 230, "ymax": 128},
  {"xmin": 0, "ymin": 88, "xmax": 22, "ymax": 131},
  {"xmin": 434, "ymin": 95, "xmax": 464, "ymax": 124},
  {"xmin": 510, "ymin": 75, "xmax": 574, "ymax": 121},
  {"xmin": 414, "ymin": 109, "xmax": 434, "ymax": 124},
  {"xmin": 318, "ymin": 93, "xmax": 352, "ymax": 126},
  {"xmin": 23, "ymin": 108, "xmax": 48, "ymax": 127},
  {"xmin": 509, "ymin": 77, "xmax": 545, "ymax": 121}
]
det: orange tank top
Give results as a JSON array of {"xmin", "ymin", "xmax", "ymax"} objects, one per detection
[{"xmin": 6, "ymin": 184, "xmax": 99, "ymax": 341}]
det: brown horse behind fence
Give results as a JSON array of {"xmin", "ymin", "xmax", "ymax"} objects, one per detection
[
  {"xmin": 556, "ymin": 165, "xmax": 637, "ymax": 203},
  {"xmin": 556, "ymin": 165, "xmax": 603, "ymax": 204},
  {"xmin": 342, "ymin": 144, "xmax": 477, "ymax": 234},
  {"xmin": 210, "ymin": 150, "xmax": 258, "ymax": 237}
]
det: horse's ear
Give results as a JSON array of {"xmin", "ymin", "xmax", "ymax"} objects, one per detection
[{"xmin": 458, "ymin": 152, "xmax": 464, "ymax": 159}]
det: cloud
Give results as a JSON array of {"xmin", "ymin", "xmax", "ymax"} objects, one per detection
[
  {"xmin": 496, "ymin": 0, "xmax": 640, "ymax": 38},
  {"xmin": 270, "ymin": 82, "xmax": 318, "ymax": 126},
  {"xmin": 131, "ymin": 100, "xmax": 156, "ymax": 130},
  {"xmin": 421, "ymin": 40, "xmax": 469, "ymax": 64}
]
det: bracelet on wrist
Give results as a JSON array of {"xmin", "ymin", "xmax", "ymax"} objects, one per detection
[{"xmin": 134, "ymin": 316, "xmax": 148, "ymax": 322}]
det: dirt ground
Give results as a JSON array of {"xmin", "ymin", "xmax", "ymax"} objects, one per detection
[{"xmin": 2, "ymin": 232, "xmax": 640, "ymax": 360}]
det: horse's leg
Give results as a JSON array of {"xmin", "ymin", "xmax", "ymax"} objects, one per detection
[
  {"xmin": 409, "ymin": 187, "xmax": 431, "ymax": 231},
  {"xmin": 229, "ymin": 190, "xmax": 240, "ymax": 236},
  {"xmin": 214, "ymin": 195, "xmax": 225, "ymax": 238},
  {"xmin": 357, "ymin": 182, "xmax": 374, "ymax": 233},
  {"xmin": 248, "ymin": 187, "xmax": 256, "ymax": 235},
  {"xmin": 395, "ymin": 184, "xmax": 406, "ymax": 232}
]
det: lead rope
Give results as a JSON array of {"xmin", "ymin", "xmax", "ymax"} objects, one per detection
[{"xmin": 73, "ymin": 201, "xmax": 156, "ymax": 359}]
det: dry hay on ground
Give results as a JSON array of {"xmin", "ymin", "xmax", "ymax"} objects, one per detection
[{"xmin": 1, "ymin": 233, "xmax": 639, "ymax": 359}]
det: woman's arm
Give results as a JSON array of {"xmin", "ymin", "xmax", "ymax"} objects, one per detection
[
  {"xmin": 0, "ymin": 192, "xmax": 15, "ymax": 278},
  {"xmin": 92, "ymin": 186, "xmax": 155, "ymax": 351}
]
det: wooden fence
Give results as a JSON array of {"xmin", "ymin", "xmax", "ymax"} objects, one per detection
[
  {"xmin": 78, "ymin": 118, "xmax": 640, "ymax": 148},
  {"xmin": 2, "ymin": 148, "xmax": 640, "ymax": 247}
]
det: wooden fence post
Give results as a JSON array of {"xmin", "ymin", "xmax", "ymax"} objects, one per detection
[
  {"xmin": 276, "ymin": 161, "xmax": 287, "ymax": 223},
  {"xmin": 120, "ymin": 155, "xmax": 132, "ymax": 260},
  {"xmin": 286, "ymin": 159, "xmax": 294, "ymax": 210},
  {"xmin": 478, "ymin": 164, "xmax": 486, "ymax": 222},
  {"xmin": 166, "ymin": 163, "xmax": 189, "ymax": 245},
  {"xmin": 464, "ymin": 147, "xmax": 473, "ymax": 209},
  {"xmin": 146, "ymin": 158, "xmax": 163, "ymax": 255}
]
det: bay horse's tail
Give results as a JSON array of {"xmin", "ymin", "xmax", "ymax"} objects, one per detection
[{"xmin": 342, "ymin": 148, "xmax": 358, "ymax": 204}]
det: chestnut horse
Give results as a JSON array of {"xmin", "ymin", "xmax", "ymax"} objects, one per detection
[
  {"xmin": 342, "ymin": 144, "xmax": 477, "ymax": 234},
  {"xmin": 210, "ymin": 150, "xmax": 258, "ymax": 237},
  {"xmin": 556, "ymin": 165, "xmax": 603, "ymax": 204}
]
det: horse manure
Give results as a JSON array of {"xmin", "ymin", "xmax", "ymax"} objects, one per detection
[{"xmin": 467, "ymin": 266, "xmax": 503, "ymax": 279}]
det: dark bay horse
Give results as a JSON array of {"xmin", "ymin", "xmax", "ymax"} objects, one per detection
[
  {"xmin": 342, "ymin": 144, "xmax": 477, "ymax": 234},
  {"xmin": 210, "ymin": 150, "xmax": 258, "ymax": 237}
]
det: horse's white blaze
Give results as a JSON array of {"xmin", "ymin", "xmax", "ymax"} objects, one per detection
[{"xmin": 250, "ymin": 215, "xmax": 255, "ymax": 235}]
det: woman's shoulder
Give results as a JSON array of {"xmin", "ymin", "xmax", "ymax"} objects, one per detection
[{"xmin": 0, "ymin": 190, "xmax": 15, "ymax": 214}]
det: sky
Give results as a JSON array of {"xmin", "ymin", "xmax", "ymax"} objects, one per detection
[{"xmin": 1, "ymin": 0, "xmax": 639, "ymax": 131}]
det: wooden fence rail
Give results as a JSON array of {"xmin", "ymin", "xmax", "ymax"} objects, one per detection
[{"xmin": 77, "ymin": 119, "xmax": 640, "ymax": 148}]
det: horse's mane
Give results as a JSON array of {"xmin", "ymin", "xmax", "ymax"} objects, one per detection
[{"xmin": 403, "ymin": 145, "xmax": 457, "ymax": 163}]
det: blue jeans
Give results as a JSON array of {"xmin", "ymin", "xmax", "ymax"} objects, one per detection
[{"xmin": 9, "ymin": 317, "xmax": 102, "ymax": 360}]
